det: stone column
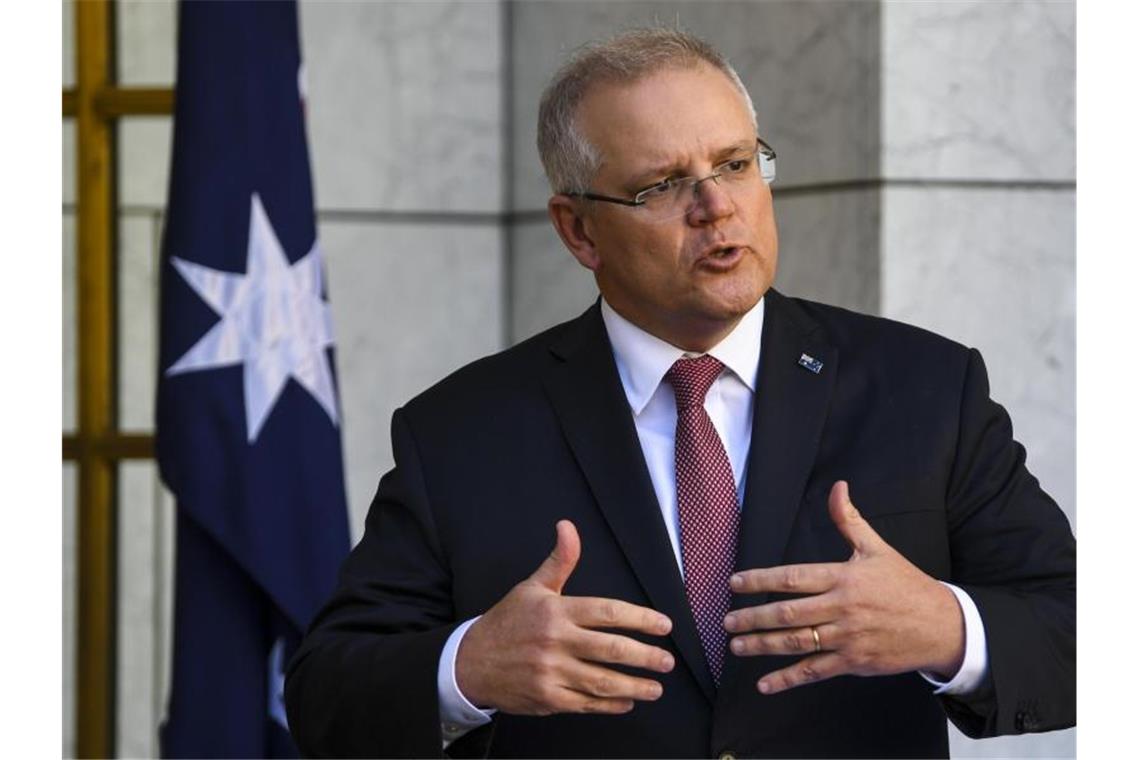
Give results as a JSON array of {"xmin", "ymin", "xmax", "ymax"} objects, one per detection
[{"xmin": 879, "ymin": 2, "xmax": 1075, "ymax": 753}]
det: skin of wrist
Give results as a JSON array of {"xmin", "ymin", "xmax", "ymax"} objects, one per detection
[{"xmin": 927, "ymin": 581, "xmax": 966, "ymax": 680}]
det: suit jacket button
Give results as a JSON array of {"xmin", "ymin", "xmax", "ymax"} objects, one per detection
[{"xmin": 719, "ymin": 752, "xmax": 736, "ymax": 760}]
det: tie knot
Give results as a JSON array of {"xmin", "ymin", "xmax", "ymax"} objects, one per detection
[{"xmin": 665, "ymin": 355, "xmax": 725, "ymax": 409}]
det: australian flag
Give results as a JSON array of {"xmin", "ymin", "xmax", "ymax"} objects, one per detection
[{"xmin": 156, "ymin": 2, "xmax": 350, "ymax": 757}]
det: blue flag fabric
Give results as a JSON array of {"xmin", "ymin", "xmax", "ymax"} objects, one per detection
[{"xmin": 156, "ymin": 2, "xmax": 350, "ymax": 756}]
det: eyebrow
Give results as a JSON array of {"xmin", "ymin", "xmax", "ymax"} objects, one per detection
[{"xmin": 626, "ymin": 139, "xmax": 757, "ymax": 189}]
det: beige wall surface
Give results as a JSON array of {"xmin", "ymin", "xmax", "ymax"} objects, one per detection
[{"xmin": 63, "ymin": 2, "xmax": 1074, "ymax": 757}]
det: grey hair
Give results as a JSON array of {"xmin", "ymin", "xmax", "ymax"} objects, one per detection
[{"xmin": 537, "ymin": 27, "xmax": 758, "ymax": 195}]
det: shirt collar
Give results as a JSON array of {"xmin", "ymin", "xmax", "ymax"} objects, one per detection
[{"xmin": 600, "ymin": 295, "xmax": 765, "ymax": 415}]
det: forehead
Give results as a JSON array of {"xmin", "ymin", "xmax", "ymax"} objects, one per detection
[{"xmin": 576, "ymin": 63, "xmax": 756, "ymax": 173}]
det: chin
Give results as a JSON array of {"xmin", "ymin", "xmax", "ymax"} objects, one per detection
[{"xmin": 701, "ymin": 277, "xmax": 767, "ymax": 319}]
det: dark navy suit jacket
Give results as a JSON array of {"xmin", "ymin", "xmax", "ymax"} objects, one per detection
[{"xmin": 285, "ymin": 290, "xmax": 1076, "ymax": 758}]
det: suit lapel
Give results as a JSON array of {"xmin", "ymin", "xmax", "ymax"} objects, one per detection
[
  {"xmin": 733, "ymin": 290, "xmax": 837, "ymax": 602},
  {"xmin": 542, "ymin": 304, "xmax": 717, "ymax": 702},
  {"xmin": 718, "ymin": 291, "xmax": 837, "ymax": 695}
]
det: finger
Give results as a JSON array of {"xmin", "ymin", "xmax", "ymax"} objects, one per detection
[
  {"xmin": 555, "ymin": 687, "xmax": 636, "ymax": 715},
  {"xmin": 530, "ymin": 519, "xmax": 581, "ymax": 593},
  {"xmin": 563, "ymin": 661, "xmax": 665, "ymax": 703},
  {"xmin": 757, "ymin": 652, "xmax": 847, "ymax": 695},
  {"xmin": 723, "ymin": 593, "xmax": 839, "ymax": 633},
  {"xmin": 729, "ymin": 623, "xmax": 842, "ymax": 657},
  {"xmin": 828, "ymin": 480, "xmax": 884, "ymax": 557},
  {"xmin": 730, "ymin": 562, "xmax": 843, "ymax": 595},
  {"xmin": 571, "ymin": 629, "xmax": 676, "ymax": 673},
  {"xmin": 563, "ymin": 596, "xmax": 672, "ymax": 636}
]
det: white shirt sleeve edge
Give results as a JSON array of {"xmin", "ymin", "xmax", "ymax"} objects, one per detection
[
  {"xmin": 918, "ymin": 582, "xmax": 989, "ymax": 696},
  {"xmin": 438, "ymin": 616, "xmax": 496, "ymax": 748}
]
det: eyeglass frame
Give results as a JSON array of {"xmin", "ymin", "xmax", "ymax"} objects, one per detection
[{"xmin": 563, "ymin": 137, "xmax": 776, "ymax": 209}]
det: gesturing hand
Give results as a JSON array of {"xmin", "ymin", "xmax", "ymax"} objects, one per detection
[
  {"xmin": 455, "ymin": 520, "xmax": 675, "ymax": 715},
  {"xmin": 724, "ymin": 481, "xmax": 965, "ymax": 695}
]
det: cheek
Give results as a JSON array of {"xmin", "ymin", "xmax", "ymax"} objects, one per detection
[{"xmin": 606, "ymin": 230, "xmax": 682, "ymax": 279}]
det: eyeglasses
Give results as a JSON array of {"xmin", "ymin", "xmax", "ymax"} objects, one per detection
[{"xmin": 566, "ymin": 137, "xmax": 776, "ymax": 222}]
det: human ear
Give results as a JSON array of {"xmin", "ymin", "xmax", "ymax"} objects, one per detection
[{"xmin": 548, "ymin": 195, "xmax": 601, "ymax": 271}]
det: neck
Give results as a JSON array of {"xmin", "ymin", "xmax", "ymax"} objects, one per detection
[
  {"xmin": 604, "ymin": 299, "xmax": 744, "ymax": 354},
  {"xmin": 661, "ymin": 318, "xmax": 742, "ymax": 354}
]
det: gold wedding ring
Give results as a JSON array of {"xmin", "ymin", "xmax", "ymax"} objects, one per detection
[{"xmin": 811, "ymin": 626, "xmax": 822, "ymax": 652}]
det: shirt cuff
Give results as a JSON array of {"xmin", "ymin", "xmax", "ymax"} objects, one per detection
[
  {"xmin": 438, "ymin": 616, "xmax": 496, "ymax": 747},
  {"xmin": 919, "ymin": 582, "xmax": 989, "ymax": 696}
]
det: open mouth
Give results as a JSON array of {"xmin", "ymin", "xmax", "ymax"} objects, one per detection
[{"xmin": 699, "ymin": 245, "xmax": 744, "ymax": 268}]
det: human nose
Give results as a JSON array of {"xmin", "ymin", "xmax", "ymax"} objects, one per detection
[{"xmin": 687, "ymin": 173, "xmax": 734, "ymax": 224}]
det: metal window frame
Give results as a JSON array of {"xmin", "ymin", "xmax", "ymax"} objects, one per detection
[{"xmin": 64, "ymin": 1, "xmax": 172, "ymax": 756}]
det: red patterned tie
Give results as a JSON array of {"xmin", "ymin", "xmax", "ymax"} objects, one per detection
[{"xmin": 665, "ymin": 355, "xmax": 740, "ymax": 684}]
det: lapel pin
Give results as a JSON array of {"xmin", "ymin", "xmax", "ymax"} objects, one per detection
[{"xmin": 798, "ymin": 352, "xmax": 823, "ymax": 374}]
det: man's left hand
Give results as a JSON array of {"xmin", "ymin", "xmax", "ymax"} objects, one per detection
[{"xmin": 724, "ymin": 480, "xmax": 965, "ymax": 695}]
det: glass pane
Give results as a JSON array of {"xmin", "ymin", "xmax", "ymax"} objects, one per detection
[
  {"xmin": 119, "ymin": 118, "xmax": 172, "ymax": 209},
  {"xmin": 62, "ymin": 0, "xmax": 74, "ymax": 89},
  {"xmin": 117, "ymin": 0, "xmax": 177, "ymax": 87},
  {"xmin": 118, "ymin": 211, "xmax": 161, "ymax": 432},
  {"xmin": 117, "ymin": 461, "xmax": 175, "ymax": 757},
  {"xmin": 63, "ymin": 210, "xmax": 76, "ymax": 434},
  {"xmin": 63, "ymin": 120, "xmax": 76, "ymax": 207},
  {"xmin": 62, "ymin": 462, "xmax": 77, "ymax": 758},
  {"xmin": 118, "ymin": 116, "xmax": 172, "ymax": 432}
]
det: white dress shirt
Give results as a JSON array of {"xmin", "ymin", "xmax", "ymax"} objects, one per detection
[{"xmin": 436, "ymin": 296, "xmax": 989, "ymax": 744}]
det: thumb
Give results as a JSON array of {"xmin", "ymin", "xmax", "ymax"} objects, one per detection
[
  {"xmin": 828, "ymin": 481, "xmax": 882, "ymax": 558},
  {"xmin": 530, "ymin": 519, "xmax": 581, "ymax": 593}
]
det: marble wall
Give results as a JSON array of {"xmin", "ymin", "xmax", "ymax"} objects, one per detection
[
  {"xmin": 879, "ymin": 3, "xmax": 1075, "ymax": 755},
  {"xmin": 296, "ymin": 0, "xmax": 508, "ymax": 530},
  {"xmin": 63, "ymin": 1, "xmax": 1074, "ymax": 756}
]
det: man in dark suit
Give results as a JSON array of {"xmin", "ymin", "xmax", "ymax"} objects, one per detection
[{"xmin": 285, "ymin": 29, "xmax": 1075, "ymax": 758}]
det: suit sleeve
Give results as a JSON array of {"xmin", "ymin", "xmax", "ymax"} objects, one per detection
[
  {"xmin": 284, "ymin": 408, "xmax": 493, "ymax": 758},
  {"xmin": 939, "ymin": 348, "xmax": 1076, "ymax": 737}
]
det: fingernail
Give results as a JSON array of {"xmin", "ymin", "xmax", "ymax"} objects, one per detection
[
  {"xmin": 758, "ymin": 680, "xmax": 771, "ymax": 694},
  {"xmin": 660, "ymin": 653, "xmax": 675, "ymax": 671},
  {"xmin": 647, "ymin": 683, "xmax": 663, "ymax": 699},
  {"xmin": 730, "ymin": 574, "xmax": 743, "ymax": 590},
  {"xmin": 731, "ymin": 638, "xmax": 744, "ymax": 654},
  {"xmin": 724, "ymin": 613, "xmax": 738, "ymax": 630},
  {"xmin": 658, "ymin": 616, "xmax": 672, "ymax": 633}
]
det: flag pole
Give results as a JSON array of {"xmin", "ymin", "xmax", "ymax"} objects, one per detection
[{"xmin": 74, "ymin": 0, "xmax": 117, "ymax": 756}]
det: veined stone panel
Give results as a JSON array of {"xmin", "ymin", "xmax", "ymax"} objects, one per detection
[
  {"xmin": 300, "ymin": 0, "xmax": 503, "ymax": 213},
  {"xmin": 509, "ymin": 219, "xmax": 598, "ymax": 344},
  {"xmin": 320, "ymin": 220, "xmax": 504, "ymax": 539},
  {"xmin": 881, "ymin": 186, "xmax": 1075, "ymax": 530},
  {"xmin": 510, "ymin": 0, "xmax": 880, "ymax": 208},
  {"xmin": 772, "ymin": 188, "xmax": 879, "ymax": 314},
  {"xmin": 882, "ymin": 0, "xmax": 1075, "ymax": 181},
  {"xmin": 117, "ymin": 0, "xmax": 177, "ymax": 87}
]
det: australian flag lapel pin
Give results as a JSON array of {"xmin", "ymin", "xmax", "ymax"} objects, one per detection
[{"xmin": 798, "ymin": 352, "xmax": 824, "ymax": 374}]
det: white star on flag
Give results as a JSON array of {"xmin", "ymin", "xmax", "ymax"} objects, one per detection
[{"xmin": 166, "ymin": 192, "xmax": 340, "ymax": 443}]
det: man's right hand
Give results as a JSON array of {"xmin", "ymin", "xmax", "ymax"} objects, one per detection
[{"xmin": 455, "ymin": 519, "xmax": 675, "ymax": 716}]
